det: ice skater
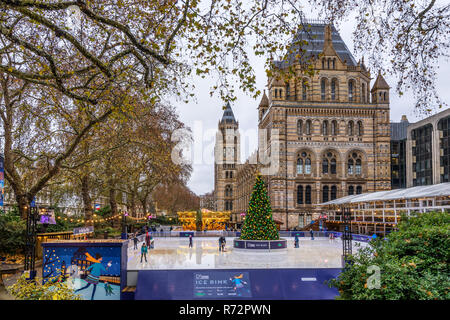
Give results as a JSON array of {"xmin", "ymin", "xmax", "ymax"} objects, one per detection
[
  {"xmin": 104, "ymin": 281, "xmax": 114, "ymax": 296},
  {"xmin": 189, "ymin": 234, "xmax": 193, "ymax": 248},
  {"xmin": 221, "ymin": 236, "xmax": 226, "ymax": 252},
  {"xmin": 133, "ymin": 233, "xmax": 138, "ymax": 250},
  {"xmin": 140, "ymin": 242, "xmax": 148, "ymax": 263},
  {"xmin": 329, "ymin": 232, "xmax": 335, "ymax": 243},
  {"xmin": 294, "ymin": 234, "xmax": 299, "ymax": 248},
  {"xmin": 310, "ymin": 229, "xmax": 314, "ymax": 240},
  {"xmin": 75, "ymin": 252, "xmax": 112, "ymax": 300}
]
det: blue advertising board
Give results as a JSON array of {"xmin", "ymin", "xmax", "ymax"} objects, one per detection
[
  {"xmin": 135, "ymin": 268, "xmax": 341, "ymax": 300},
  {"xmin": 193, "ymin": 271, "xmax": 252, "ymax": 298}
]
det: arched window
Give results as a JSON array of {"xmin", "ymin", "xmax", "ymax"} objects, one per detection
[
  {"xmin": 225, "ymin": 171, "xmax": 229, "ymax": 179},
  {"xmin": 322, "ymin": 120, "xmax": 328, "ymax": 135},
  {"xmin": 356, "ymin": 185, "xmax": 362, "ymax": 195},
  {"xmin": 297, "ymin": 158, "xmax": 303, "ymax": 174},
  {"xmin": 322, "ymin": 158, "xmax": 329, "ymax": 174},
  {"xmin": 348, "ymin": 80, "xmax": 354, "ymax": 101},
  {"xmin": 348, "ymin": 186, "xmax": 354, "ymax": 195},
  {"xmin": 331, "ymin": 185, "xmax": 337, "ymax": 200},
  {"xmin": 321, "ymin": 79, "xmax": 326, "ymax": 100},
  {"xmin": 331, "ymin": 79, "xmax": 337, "ymax": 100},
  {"xmin": 279, "ymin": 89, "xmax": 283, "ymax": 98},
  {"xmin": 323, "ymin": 151, "xmax": 337, "ymax": 175},
  {"xmin": 332, "ymin": 59, "xmax": 336, "ymax": 69},
  {"xmin": 305, "ymin": 158, "xmax": 311, "ymax": 174},
  {"xmin": 286, "ymin": 83, "xmax": 290, "ymax": 99},
  {"xmin": 331, "ymin": 120, "xmax": 338, "ymax": 135},
  {"xmin": 323, "ymin": 186, "xmax": 329, "ymax": 203},
  {"xmin": 357, "ymin": 121, "xmax": 363, "ymax": 136},
  {"xmin": 348, "ymin": 152, "xmax": 363, "ymax": 176},
  {"xmin": 384, "ymin": 92, "xmax": 387, "ymax": 101},
  {"xmin": 302, "ymin": 79, "xmax": 308, "ymax": 100},
  {"xmin": 297, "ymin": 120, "xmax": 303, "ymax": 135},
  {"xmin": 331, "ymin": 158, "xmax": 337, "ymax": 174},
  {"xmin": 356, "ymin": 159, "xmax": 362, "ymax": 175},
  {"xmin": 225, "ymin": 185, "xmax": 233, "ymax": 197},
  {"xmin": 348, "ymin": 121, "xmax": 354, "ymax": 136},
  {"xmin": 305, "ymin": 185, "xmax": 312, "ymax": 204},
  {"xmin": 348, "ymin": 159, "xmax": 354, "ymax": 175},
  {"xmin": 297, "ymin": 185, "xmax": 303, "ymax": 204},
  {"xmin": 297, "ymin": 151, "xmax": 312, "ymax": 175},
  {"xmin": 230, "ymin": 171, "xmax": 233, "ymax": 178},
  {"xmin": 274, "ymin": 89, "xmax": 278, "ymax": 98},
  {"xmin": 305, "ymin": 120, "xmax": 312, "ymax": 135},
  {"xmin": 322, "ymin": 59, "xmax": 325, "ymax": 69},
  {"xmin": 327, "ymin": 58, "xmax": 330, "ymax": 69}
]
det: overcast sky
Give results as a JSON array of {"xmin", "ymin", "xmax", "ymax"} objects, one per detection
[{"xmin": 172, "ymin": 7, "xmax": 450, "ymax": 196}]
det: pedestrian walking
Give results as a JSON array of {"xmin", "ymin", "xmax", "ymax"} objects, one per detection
[
  {"xmin": 140, "ymin": 242, "xmax": 148, "ymax": 263},
  {"xmin": 189, "ymin": 234, "xmax": 193, "ymax": 248},
  {"xmin": 310, "ymin": 229, "xmax": 314, "ymax": 240},
  {"xmin": 294, "ymin": 234, "xmax": 299, "ymax": 248},
  {"xmin": 133, "ymin": 234, "xmax": 138, "ymax": 250}
]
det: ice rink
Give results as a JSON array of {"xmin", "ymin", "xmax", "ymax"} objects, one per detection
[{"xmin": 127, "ymin": 237, "xmax": 368, "ymax": 270}]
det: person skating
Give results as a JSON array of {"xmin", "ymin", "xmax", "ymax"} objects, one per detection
[
  {"xmin": 294, "ymin": 234, "xmax": 299, "ymax": 248},
  {"xmin": 310, "ymin": 229, "xmax": 314, "ymax": 240},
  {"xmin": 189, "ymin": 234, "xmax": 193, "ymax": 248},
  {"xmin": 140, "ymin": 242, "xmax": 148, "ymax": 263},
  {"xmin": 218, "ymin": 236, "xmax": 222, "ymax": 252},
  {"xmin": 221, "ymin": 236, "xmax": 226, "ymax": 252},
  {"xmin": 145, "ymin": 231, "xmax": 151, "ymax": 248},
  {"xmin": 133, "ymin": 234, "xmax": 138, "ymax": 250},
  {"xmin": 75, "ymin": 252, "xmax": 112, "ymax": 300}
]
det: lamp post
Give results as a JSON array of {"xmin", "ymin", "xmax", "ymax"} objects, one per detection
[{"xmin": 341, "ymin": 207, "xmax": 353, "ymax": 267}]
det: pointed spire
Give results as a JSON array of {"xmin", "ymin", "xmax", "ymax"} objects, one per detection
[
  {"xmin": 322, "ymin": 24, "xmax": 337, "ymax": 56},
  {"xmin": 371, "ymin": 70, "xmax": 390, "ymax": 92},
  {"xmin": 258, "ymin": 90, "xmax": 269, "ymax": 109},
  {"xmin": 221, "ymin": 102, "xmax": 236, "ymax": 124}
]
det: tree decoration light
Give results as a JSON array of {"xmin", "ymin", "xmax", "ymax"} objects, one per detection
[{"xmin": 240, "ymin": 173, "xmax": 279, "ymax": 240}]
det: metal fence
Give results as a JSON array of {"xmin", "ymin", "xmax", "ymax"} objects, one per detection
[{"xmin": 125, "ymin": 230, "xmax": 373, "ymax": 242}]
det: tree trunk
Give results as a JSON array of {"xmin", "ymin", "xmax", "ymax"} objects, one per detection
[
  {"xmin": 109, "ymin": 186, "xmax": 119, "ymax": 228},
  {"xmin": 81, "ymin": 175, "xmax": 93, "ymax": 226},
  {"xmin": 16, "ymin": 194, "xmax": 30, "ymax": 219}
]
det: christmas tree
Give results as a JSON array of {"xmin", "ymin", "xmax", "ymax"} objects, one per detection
[{"xmin": 240, "ymin": 174, "xmax": 279, "ymax": 240}]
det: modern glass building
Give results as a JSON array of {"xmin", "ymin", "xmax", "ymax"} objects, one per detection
[{"xmin": 406, "ymin": 108, "xmax": 450, "ymax": 187}]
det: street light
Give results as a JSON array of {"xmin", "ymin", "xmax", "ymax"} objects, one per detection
[
  {"xmin": 24, "ymin": 205, "xmax": 38, "ymax": 281},
  {"xmin": 341, "ymin": 207, "xmax": 353, "ymax": 268}
]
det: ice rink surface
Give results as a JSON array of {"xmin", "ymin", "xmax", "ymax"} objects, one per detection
[{"xmin": 127, "ymin": 237, "xmax": 368, "ymax": 270}]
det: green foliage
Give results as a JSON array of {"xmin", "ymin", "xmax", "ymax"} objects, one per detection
[
  {"xmin": 0, "ymin": 207, "xmax": 26, "ymax": 255},
  {"xmin": 7, "ymin": 274, "xmax": 83, "ymax": 300},
  {"xmin": 150, "ymin": 216, "xmax": 179, "ymax": 226},
  {"xmin": 240, "ymin": 174, "xmax": 279, "ymax": 240},
  {"xmin": 96, "ymin": 206, "xmax": 111, "ymax": 217},
  {"xmin": 328, "ymin": 211, "xmax": 450, "ymax": 300}
]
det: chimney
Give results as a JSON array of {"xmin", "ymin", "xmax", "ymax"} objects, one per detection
[{"xmin": 401, "ymin": 115, "xmax": 409, "ymax": 123}]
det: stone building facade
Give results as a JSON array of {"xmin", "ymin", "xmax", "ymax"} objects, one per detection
[{"xmin": 214, "ymin": 23, "xmax": 391, "ymax": 229}]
